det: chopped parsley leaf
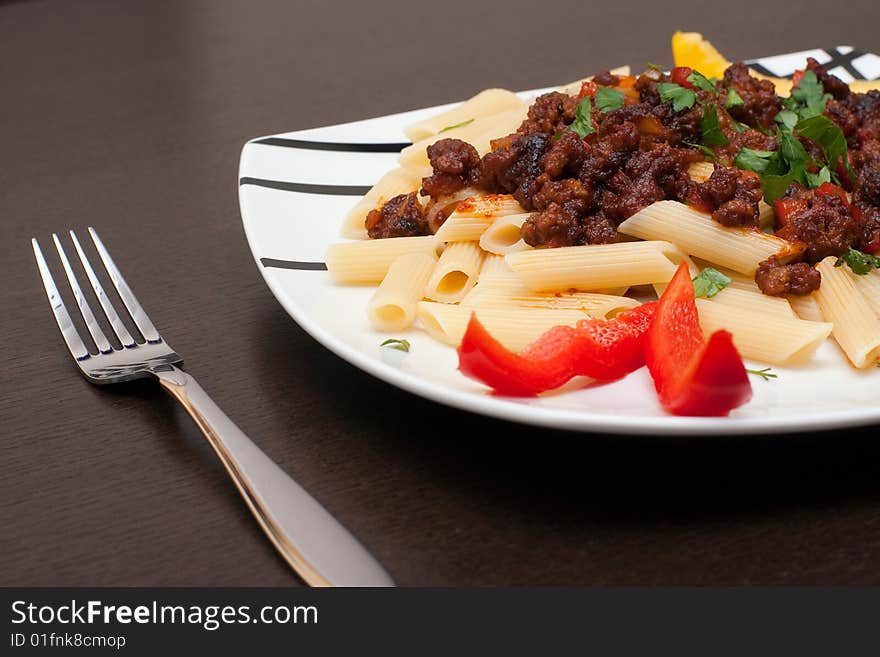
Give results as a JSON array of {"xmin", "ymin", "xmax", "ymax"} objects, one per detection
[
  {"xmin": 701, "ymin": 105, "xmax": 729, "ymax": 147},
  {"xmin": 594, "ymin": 87, "xmax": 625, "ymax": 113},
  {"xmin": 687, "ymin": 70, "xmax": 717, "ymax": 92},
  {"xmin": 657, "ymin": 82, "xmax": 696, "ymax": 112},
  {"xmin": 725, "ymin": 88, "xmax": 744, "ymax": 108},
  {"xmin": 380, "ymin": 338, "xmax": 411, "ymax": 352},
  {"xmin": 746, "ymin": 367, "xmax": 777, "ymax": 381},
  {"xmin": 692, "ymin": 267, "xmax": 732, "ymax": 298},
  {"xmin": 567, "ymin": 97, "xmax": 596, "ymax": 138},
  {"xmin": 438, "ymin": 118, "xmax": 474, "ymax": 133},
  {"xmin": 834, "ymin": 248, "xmax": 880, "ymax": 276}
]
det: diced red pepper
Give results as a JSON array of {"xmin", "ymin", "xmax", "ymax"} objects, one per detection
[
  {"xmin": 645, "ymin": 263, "xmax": 752, "ymax": 416},
  {"xmin": 578, "ymin": 80, "xmax": 598, "ymax": 99},
  {"xmin": 792, "ymin": 69, "xmax": 805, "ymax": 88},
  {"xmin": 815, "ymin": 181, "xmax": 850, "ymax": 206},
  {"xmin": 773, "ymin": 195, "xmax": 807, "ymax": 228},
  {"xmin": 457, "ymin": 303, "xmax": 656, "ymax": 396},
  {"xmin": 671, "ymin": 66, "xmax": 697, "ymax": 90}
]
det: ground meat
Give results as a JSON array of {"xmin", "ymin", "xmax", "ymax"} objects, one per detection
[
  {"xmin": 805, "ymin": 57, "xmax": 851, "ymax": 100},
  {"xmin": 600, "ymin": 143, "xmax": 699, "ymax": 223},
  {"xmin": 634, "ymin": 69, "xmax": 663, "ymax": 105},
  {"xmin": 539, "ymin": 130, "xmax": 588, "ymax": 179},
  {"xmin": 517, "ymin": 91, "xmax": 579, "ymax": 136},
  {"xmin": 365, "ymin": 192, "xmax": 429, "ymax": 238},
  {"xmin": 593, "ymin": 70, "xmax": 621, "ymax": 87},
  {"xmin": 723, "ymin": 62, "xmax": 781, "ymax": 130},
  {"xmin": 420, "ymin": 138, "xmax": 481, "ymax": 198},
  {"xmin": 854, "ymin": 167, "xmax": 880, "ymax": 251},
  {"xmin": 689, "ymin": 166, "xmax": 763, "ymax": 227},
  {"xmin": 755, "ymin": 256, "xmax": 821, "ymax": 296},
  {"xmin": 470, "ymin": 133, "xmax": 550, "ymax": 209},
  {"xmin": 775, "ymin": 185, "xmax": 863, "ymax": 262},
  {"xmin": 578, "ymin": 121, "xmax": 640, "ymax": 187},
  {"xmin": 531, "ymin": 178, "xmax": 594, "ymax": 213},
  {"xmin": 521, "ymin": 204, "xmax": 583, "ymax": 247}
]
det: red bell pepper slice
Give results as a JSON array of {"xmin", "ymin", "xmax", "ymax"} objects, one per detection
[
  {"xmin": 645, "ymin": 262, "xmax": 752, "ymax": 416},
  {"xmin": 815, "ymin": 181, "xmax": 849, "ymax": 206},
  {"xmin": 457, "ymin": 303, "xmax": 656, "ymax": 396}
]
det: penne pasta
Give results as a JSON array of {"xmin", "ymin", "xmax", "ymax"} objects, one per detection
[
  {"xmin": 424, "ymin": 241, "xmax": 485, "ymax": 303},
  {"xmin": 477, "ymin": 253, "xmax": 519, "ymax": 281},
  {"xmin": 341, "ymin": 167, "xmax": 431, "ymax": 239},
  {"xmin": 851, "ymin": 268, "xmax": 880, "ymax": 316},
  {"xmin": 461, "ymin": 275, "xmax": 640, "ymax": 319},
  {"xmin": 404, "ymin": 89, "xmax": 525, "ymax": 143},
  {"xmin": 814, "ymin": 257, "xmax": 880, "ymax": 368},
  {"xmin": 708, "ymin": 286, "xmax": 796, "ymax": 319},
  {"xmin": 695, "ymin": 299, "xmax": 832, "ymax": 365},
  {"xmin": 434, "ymin": 195, "xmax": 525, "ymax": 243},
  {"xmin": 367, "ymin": 252, "xmax": 437, "ymax": 332},
  {"xmin": 787, "ymin": 293, "xmax": 825, "ymax": 323},
  {"xmin": 417, "ymin": 302, "xmax": 590, "ymax": 351},
  {"xmin": 326, "ymin": 236, "xmax": 439, "ymax": 285},
  {"xmin": 617, "ymin": 200, "xmax": 801, "ymax": 274},
  {"xmin": 400, "ymin": 107, "xmax": 527, "ymax": 169},
  {"xmin": 479, "ymin": 213, "xmax": 532, "ymax": 255},
  {"xmin": 505, "ymin": 240, "xmax": 688, "ymax": 292}
]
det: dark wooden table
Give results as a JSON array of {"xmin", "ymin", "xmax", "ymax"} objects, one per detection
[{"xmin": 3, "ymin": 0, "xmax": 880, "ymax": 586}]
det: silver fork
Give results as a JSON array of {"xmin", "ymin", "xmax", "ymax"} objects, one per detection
[{"xmin": 32, "ymin": 228, "xmax": 394, "ymax": 587}]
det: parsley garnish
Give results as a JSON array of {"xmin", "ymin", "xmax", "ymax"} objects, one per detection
[
  {"xmin": 380, "ymin": 338, "xmax": 411, "ymax": 352},
  {"xmin": 804, "ymin": 166, "xmax": 831, "ymax": 188},
  {"xmin": 646, "ymin": 62, "xmax": 666, "ymax": 71},
  {"xmin": 567, "ymin": 97, "xmax": 596, "ymax": 138},
  {"xmin": 796, "ymin": 114, "xmax": 854, "ymax": 182},
  {"xmin": 725, "ymin": 88, "xmax": 744, "ymax": 108},
  {"xmin": 774, "ymin": 109, "xmax": 799, "ymax": 130},
  {"xmin": 701, "ymin": 105, "xmax": 729, "ymax": 147},
  {"xmin": 746, "ymin": 367, "xmax": 778, "ymax": 381},
  {"xmin": 683, "ymin": 141, "xmax": 718, "ymax": 160},
  {"xmin": 438, "ymin": 118, "xmax": 474, "ymax": 133},
  {"xmin": 784, "ymin": 70, "xmax": 831, "ymax": 121},
  {"xmin": 594, "ymin": 87, "xmax": 625, "ymax": 113},
  {"xmin": 687, "ymin": 70, "xmax": 717, "ymax": 92},
  {"xmin": 657, "ymin": 82, "xmax": 696, "ymax": 112},
  {"xmin": 692, "ymin": 268, "xmax": 732, "ymax": 298},
  {"xmin": 834, "ymin": 248, "xmax": 880, "ymax": 275},
  {"xmin": 734, "ymin": 148, "xmax": 776, "ymax": 173}
]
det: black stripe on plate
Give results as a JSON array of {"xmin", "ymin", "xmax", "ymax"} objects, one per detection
[
  {"xmin": 745, "ymin": 61, "xmax": 777, "ymax": 77},
  {"xmin": 821, "ymin": 47, "xmax": 866, "ymax": 80},
  {"xmin": 239, "ymin": 177, "xmax": 372, "ymax": 196},
  {"xmin": 252, "ymin": 137, "xmax": 411, "ymax": 152},
  {"xmin": 260, "ymin": 258, "xmax": 328, "ymax": 271}
]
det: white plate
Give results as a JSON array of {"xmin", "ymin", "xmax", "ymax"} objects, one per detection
[{"xmin": 239, "ymin": 46, "xmax": 880, "ymax": 435}]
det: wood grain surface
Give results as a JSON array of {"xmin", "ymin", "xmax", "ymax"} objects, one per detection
[{"xmin": 2, "ymin": 0, "xmax": 880, "ymax": 586}]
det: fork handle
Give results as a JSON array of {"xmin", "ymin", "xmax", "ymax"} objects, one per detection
[{"xmin": 152, "ymin": 364, "xmax": 394, "ymax": 587}]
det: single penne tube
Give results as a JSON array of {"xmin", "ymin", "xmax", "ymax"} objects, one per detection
[
  {"xmin": 617, "ymin": 200, "xmax": 802, "ymax": 274},
  {"xmin": 326, "ymin": 236, "xmax": 439, "ymax": 285},
  {"xmin": 424, "ymin": 241, "xmax": 485, "ymax": 303},
  {"xmin": 399, "ymin": 107, "xmax": 527, "ymax": 169},
  {"xmin": 851, "ymin": 268, "xmax": 880, "ymax": 316},
  {"xmin": 787, "ymin": 293, "xmax": 825, "ymax": 323},
  {"xmin": 695, "ymin": 299, "xmax": 832, "ymax": 365},
  {"xmin": 404, "ymin": 89, "xmax": 525, "ymax": 143},
  {"xmin": 341, "ymin": 167, "xmax": 431, "ymax": 239},
  {"xmin": 814, "ymin": 257, "xmax": 880, "ymax": 368},
  {"xmin": 556, "ymin": 65, "xmax": 632, "ymax": 95},
  {"xmin": 367, "ymin": 252, "xmax": 437, "ymax": 332},
  {"xmin": 479, "ymin": 213, "xmax": 532, "ymax": 255},
  {"xmin": 707, "ymin": 286, "xmax": 797, "ymax": 319},
  {"xmin": 434, "ymin": 195, "xmax": 525, "ymax": 243},
  {"xmin": 478, "ymin": 253, "xmax": 519, "ymax": 281},
  {"xmin": 417, "ymin": 302, "xmax": 589, "ymax": 351},
  {"xmin": 463, "ymin": 278, "xmax": 640, "ymax": 319},
  {"xmin": 506, "ymin": 240, "xmax": 688, "ymax": 292}
]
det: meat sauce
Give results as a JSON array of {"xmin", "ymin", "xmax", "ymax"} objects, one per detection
[{"xmin": 366, "ymin": 60, "xmax": 880, "ymax": 297}]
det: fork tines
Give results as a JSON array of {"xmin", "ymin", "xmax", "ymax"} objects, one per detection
[{"xmin": 32, "ymin": 228, "xmax": 161, "ymax": 360}]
